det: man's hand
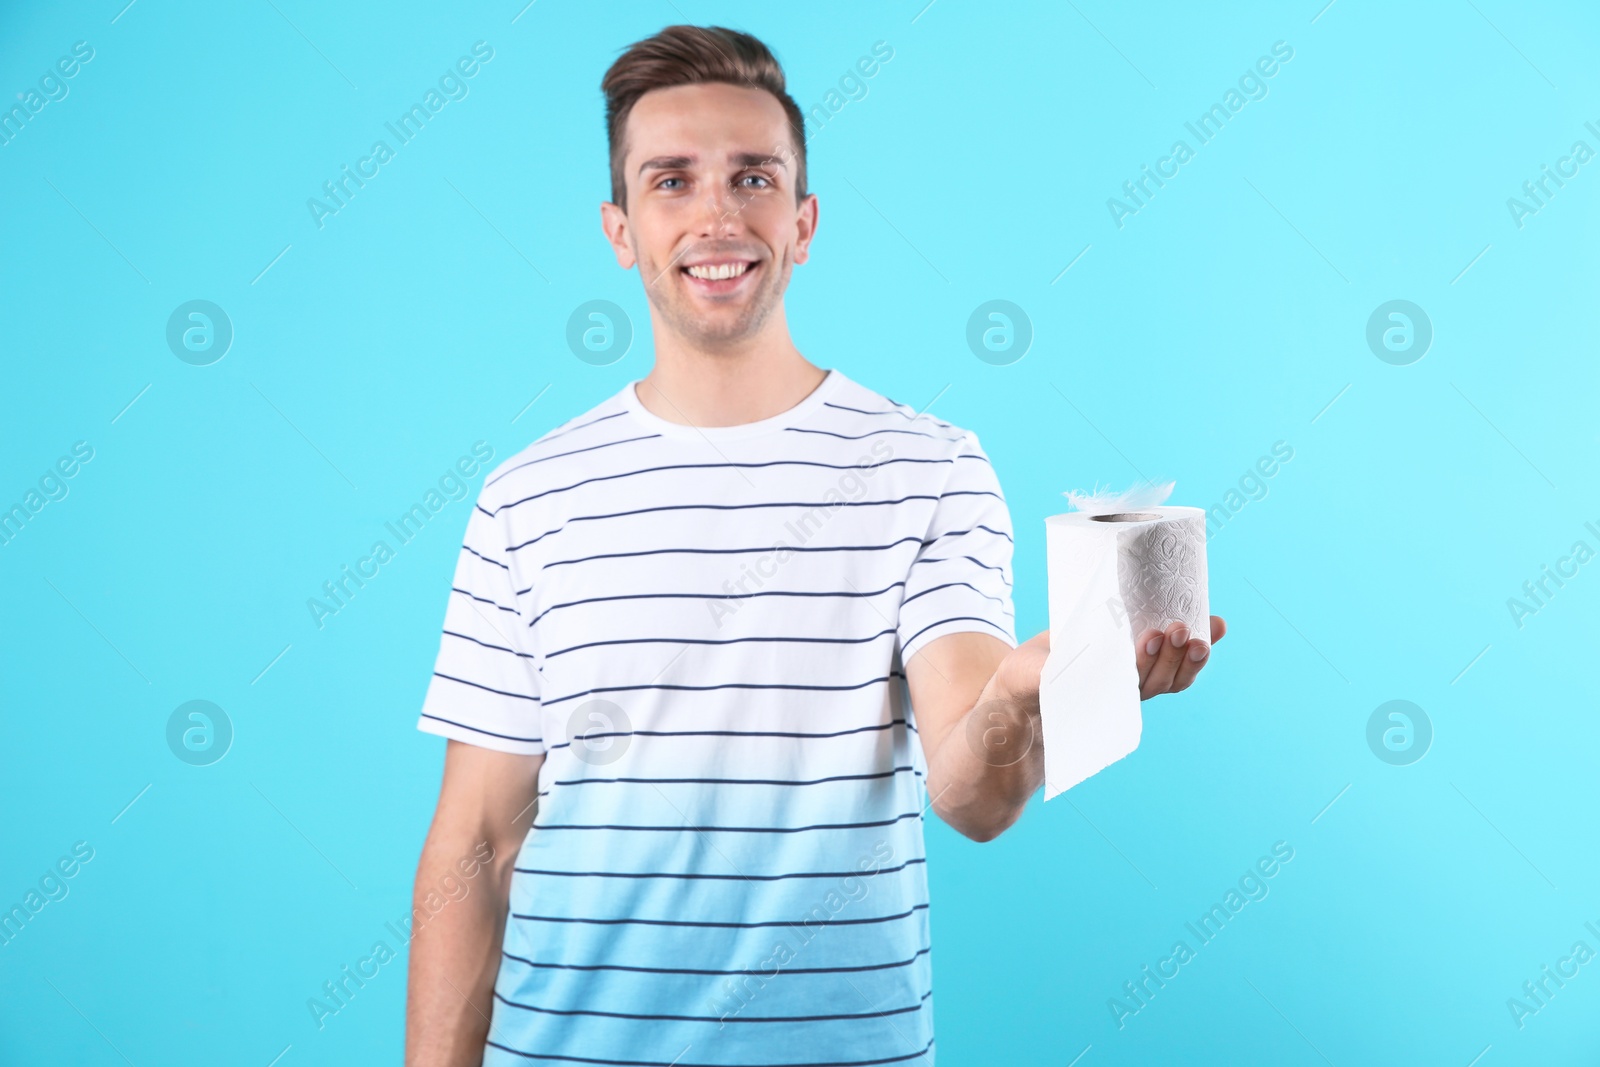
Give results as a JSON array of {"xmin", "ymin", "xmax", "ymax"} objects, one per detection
[
  {"xmin": 991, "ymin": 614, "xmax": 1228, "ymax": 706},
  {"xmin": 991, "ymin": 629, "xmax": 1051, "ymax": 713},
  {"xmin": 1134, "ymin": 616, "xmax": 1227, "ymax": 700},
  {"xmin": 909, "ymin": 615, "xmax": 1226, "ymax": 842}
]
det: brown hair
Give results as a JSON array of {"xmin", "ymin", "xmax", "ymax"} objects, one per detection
[{"xmin": 601, "ymin": 25, "xmax": 807, "ymax": 212}]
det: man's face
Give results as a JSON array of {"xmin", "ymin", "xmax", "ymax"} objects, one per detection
[{"xmin": 602, "ymin": 82, "xmax": 817, "ymax": 349}]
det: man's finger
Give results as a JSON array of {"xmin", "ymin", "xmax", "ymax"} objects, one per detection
[
  {"xmin": 1135, "ymin": 628, "xmax": 1163, "ymax": 689},
  {"xmin": 1169, "ymin": 638, "xmax": 1210, "ymax": 692},
  {"xmin": 1141, "ymin": 621, "xmax": 1188, "ymax": 699}
]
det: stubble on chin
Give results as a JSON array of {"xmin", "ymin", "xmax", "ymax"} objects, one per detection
[{"xmin": 645, "ymin": 250, "xmax": 790, "ymax": 349}]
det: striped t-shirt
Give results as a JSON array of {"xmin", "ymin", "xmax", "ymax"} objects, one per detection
[{"xmin": 416, "ymin": 368, "xmax": 1016, "ymax": 1067}]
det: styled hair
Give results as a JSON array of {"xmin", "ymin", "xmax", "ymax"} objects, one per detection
[{"xmin": 601, "ymin": 25, "xmax": 807, "ymax": 211}]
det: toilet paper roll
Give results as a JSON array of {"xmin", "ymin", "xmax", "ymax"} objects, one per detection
[{"xmin": 1039, "ymin": 505, "xmax": 1208, "ymax": 799}]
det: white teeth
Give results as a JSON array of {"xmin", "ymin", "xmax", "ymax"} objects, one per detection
[{"xmin": 686, "ymin": 262, "xmax": 750, "ymax": 281}]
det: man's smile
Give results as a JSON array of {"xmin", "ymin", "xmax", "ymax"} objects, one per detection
[{"xmin": 680, "ymin": 258, "xmax": 759, "ymax": 294}]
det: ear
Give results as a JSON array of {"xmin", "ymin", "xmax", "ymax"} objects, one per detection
[
  {"xmin": 599, "ymin": 201, "xmax": 636, "ymax": 270},
  {"xmin": 791, "ymin": 193, "xmax": 819, "ymax": 266}
]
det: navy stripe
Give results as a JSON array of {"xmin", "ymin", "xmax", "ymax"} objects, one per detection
[
  {"xmin": 530, "ymin": 581, "xmax": 905, "ymax": 627},
  {"xmin": 881, "ymin": 395, "xmax": 956, "ymax": 430},
  {"xmin": 823, "ymin": 401, "xmax": 956, "ymax": 430},
  {"xmin": 507, "ymin": 495, "xmax": 941, "ymax": 553},
  {"xmin": 461, "ymin": 543, "xmax": 510, "ymax": 569},
  {"xmin": 432, "ymin": 672, "xmax": 540, "ymax": 702},
  {"xmin": 540, "ymin": 674, "xmax": 898, "ymax": 708},
  {"xmin": 514, "ymin": 857, "xmax": 927, "ymax": 882},
  {"xmin": 542, "ymin": 537, "xmax": 923, "ymax": 571},
  {"xmin": 419, "ymin": 713, "xmax": 541, "ymax": 744},
  {"xmin": 785, "ymin": 425, "xmax": 960, "ymax": 443},
  {"xmin": 452, "ymin": 587, "xmax": 520, "ymax": 615},
  {"xmin": 491, "ymin": 987, "xmax": 928, "ymax": 1024},
  {"xmin": 512, "ymin": 902, "xmax": 929, "ymax": 928},
  {"xmin": 543, "ymin": 717, "xmax": 912, "ymax": 751},
  {"xmin": 901, "ymin": 580, "xmax": 1010, "ymax": 609},
  {"xmin": 533, "ymin": 810, "xmax": 922, "ymax": 834},
  {"xmin": 501, "ymin": 945, "xmax": 930, "ymax": 976},
  {"xmin": 545, "ymin": 765, "xmax": 916, "ymax": 790},
  {"xmin": 918, "ymin": 554, "xmax": 1011, "ymax": 583},
  {"xmin": 545, "ymin": 628, "xmax": 896, "ymax": 660},
  {"xmin": 924, "ymin": 523, "xmax": 1013, "ymax": 545},
  {"xmin": 903, "ymin": 616, "xmax": 1012, "ymax": 650},
  {"xmin": 483, "ymin": 1035, "xmax": 936, "ymax": 1066},
  {"xmin": 491, "ymin": 458, "xmax": 956, "ymax": 515},
  {"xmin": 443, "ymin": 629, "xmax": 536, "ymax": 659},
  {"xmin": 532, "ymin": 770, "xmax": 922, "ymax": 799},
  {"xmin": 507, "ymin": 525, "xmax": 565, "ymax": 553},
  {"xmin": 508, "ymin": 410, "xmax": 631, "ymax": 456},
  {"xmin": 486, "ymin": 432, "xmax": 661, "ymax": 487}
]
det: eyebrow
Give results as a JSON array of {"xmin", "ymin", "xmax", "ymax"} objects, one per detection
[{"xmin": 636, "ymin": 152, "xmax": 789, "ymax": 177}]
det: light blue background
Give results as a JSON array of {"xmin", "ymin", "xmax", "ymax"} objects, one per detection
[{"xmin": 3, "ymin": 1, "xmax": 1597, "ymax": 1064}]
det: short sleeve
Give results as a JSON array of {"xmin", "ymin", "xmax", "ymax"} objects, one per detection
[
  {"xmin": 896, "ymin": 431, "xmax": 1018, "ymax": 664},
  {"xmin": 415, "ymin": 493, "xmax": 545, "ymax": 755}
]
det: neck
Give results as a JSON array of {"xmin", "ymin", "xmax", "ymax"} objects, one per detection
[{"xmin": 636, "ymin": 308, "xmax": 825, "ymax": 428}]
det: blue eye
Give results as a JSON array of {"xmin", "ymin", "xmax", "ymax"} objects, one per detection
[{"xmin": 658, "ymin": 177, "xmax": 684, "ymax": 190}]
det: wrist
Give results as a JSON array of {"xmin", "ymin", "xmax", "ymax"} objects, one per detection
[
  {"xmin": 984, "ymin": 670, "xmax": 1041, "ymax": 722},
  {"xmin": 988, "ymin": 637, "xmax": 1046, "ymax": 713}
]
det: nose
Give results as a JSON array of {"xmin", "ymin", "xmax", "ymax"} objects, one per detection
[{"xmin": 695, "ymin": 179, "xmax": 743, "ymax": 239}]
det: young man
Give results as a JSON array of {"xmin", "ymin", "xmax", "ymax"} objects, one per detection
[{"xmin": 405, "ymin": 25, "xmax": 1223, "ymax": 1066}]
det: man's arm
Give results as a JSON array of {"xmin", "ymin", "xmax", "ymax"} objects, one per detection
[
  {"xmin": 405, "ymin": 739, "xmax": 543, "ymax": 1066},
  {"xmin": 910, "ymin": 617, "xmax": 1226, "ymax": 842}
]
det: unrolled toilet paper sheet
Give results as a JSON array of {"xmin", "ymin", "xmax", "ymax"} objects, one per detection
[{"xmin": 1038, "ymin": 505, "xmax": 1209, "ymax": 799}]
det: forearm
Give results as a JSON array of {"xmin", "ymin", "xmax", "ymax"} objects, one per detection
[
  {"xmin": 924, "ymin": 669, "xmax": 1044, "ymax": 842},
  {"xmin": 404, "ymin": 832, "xmax": 515, "ymax": 1066}
]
